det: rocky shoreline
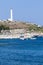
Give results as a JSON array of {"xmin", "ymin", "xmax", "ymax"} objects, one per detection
[{"xmin": 0, "ymin": 32, "xmax": 43, "ymax": 40}]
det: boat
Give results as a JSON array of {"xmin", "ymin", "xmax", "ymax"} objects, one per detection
[{"xmin": 30, "ymin": 37, "xmax": 36, "ymax": 40}]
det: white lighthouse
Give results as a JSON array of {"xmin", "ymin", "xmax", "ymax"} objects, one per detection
[{"xmin": 8, "ymin": 9, "xmax": 13, "ymax": 21}]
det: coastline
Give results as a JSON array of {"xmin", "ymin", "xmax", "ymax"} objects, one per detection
[
  {"xmin": 0, "ymin": 32, "xmax": 43, "ymax": 39},
  {"xmin": 0, "ymin": 20, "xmax": 43, "ymax": 40}
]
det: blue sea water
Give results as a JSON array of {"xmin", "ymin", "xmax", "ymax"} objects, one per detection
[{"xmin": 0, "ymin": 36, "xmax": 43, "ymax": 65}]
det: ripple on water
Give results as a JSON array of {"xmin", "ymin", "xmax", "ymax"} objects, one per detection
[{"xmin": 0, "ymin": 38, "xmax": 43, "ymax": 65}]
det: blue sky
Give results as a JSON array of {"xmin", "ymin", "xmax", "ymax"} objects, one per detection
[{"xmin": 0, "ymin": 0, "xmax": 43, "ymax": 25}]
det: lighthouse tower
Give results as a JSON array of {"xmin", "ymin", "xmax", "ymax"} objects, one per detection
[{"xmin": 8, "ymin": 9, "xmax": 13, "ymax": 21}]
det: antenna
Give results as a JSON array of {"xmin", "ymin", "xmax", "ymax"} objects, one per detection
[{"xmin": 10, "ymin": 9, "xmax": 13, "ymax": 21}]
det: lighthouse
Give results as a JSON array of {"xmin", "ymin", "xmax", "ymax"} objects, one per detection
[{"xmin": 8, "ymin": 9, "xmax": 13, "ymax": 21}]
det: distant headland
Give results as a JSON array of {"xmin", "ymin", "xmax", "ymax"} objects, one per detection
[
  {"xmin": 0, "ymin": 9, "xmax": 43, "ymax": 39},
  {"xmin": 0, "ymin": 20, "xmax": 43, "ymax": 40}
]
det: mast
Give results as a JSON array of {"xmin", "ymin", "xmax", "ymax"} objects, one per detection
[{"xmin": 10, "ymin": 9, "xmax": 13, "ymax": 21}]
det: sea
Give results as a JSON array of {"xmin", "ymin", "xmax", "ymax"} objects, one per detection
[{"xmin": 0, "ymin": 36, "xmax": 43, "ymax": 65}]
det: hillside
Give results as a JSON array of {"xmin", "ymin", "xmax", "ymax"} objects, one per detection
[{"xmin": 0, "ymin": 20, "xmax": 43, "ymax": 32}]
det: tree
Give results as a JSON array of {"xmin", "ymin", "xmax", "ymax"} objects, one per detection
[{"xmin": 0, "ymin": 25, "xmax": 10, "ymax": 33}]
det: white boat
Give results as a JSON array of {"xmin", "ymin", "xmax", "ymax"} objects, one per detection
[
  {"xmin": 20, "ymin": 38, "xmax": 24, "ymax": 40},
  {"xmin": 20, "ymin": 36, "xmax": 24, "ymax": 40},
  {"xmin": 30, "ymin": 37, "xmax": 36, "ymax": 40}
]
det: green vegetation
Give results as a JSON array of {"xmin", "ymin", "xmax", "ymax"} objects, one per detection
[
  {"xmin": 0, "ymin": 21, "xmax": 43, "ymax": 33},
  {"xmin": 27, "ymin": 24, "xmax": 43, "ymax": 32},
  {"xmin": 0, "ymin": 25, "xmax": 10, "ymax": 32}
]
